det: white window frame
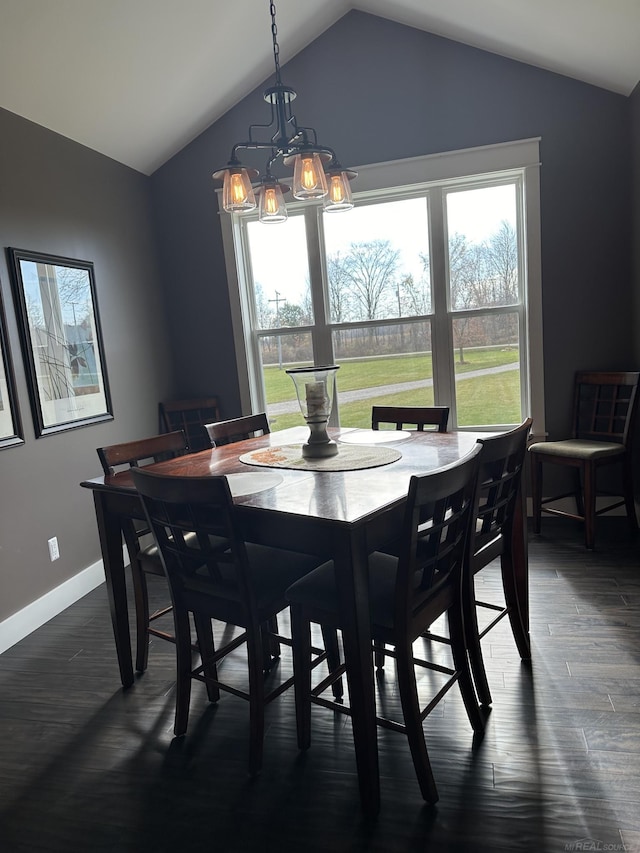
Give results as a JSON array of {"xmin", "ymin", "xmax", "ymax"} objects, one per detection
[{"xmin": 220, "ymin": 138, "xmax": 545, "ymax": 438}]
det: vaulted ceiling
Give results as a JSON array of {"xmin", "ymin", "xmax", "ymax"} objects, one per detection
[{"xmin": 1, "ymin": 0, "xmax": 639, "ymax": 175}]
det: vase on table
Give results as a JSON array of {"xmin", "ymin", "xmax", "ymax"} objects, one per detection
[{"xmin": 286, "ymin": 365, "xmax": 340, "ymax": 458}]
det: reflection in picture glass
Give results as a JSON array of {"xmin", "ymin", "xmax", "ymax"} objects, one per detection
[{"xmin": 9, "ymin": 249, "xmax": 112, "ymax": 436}]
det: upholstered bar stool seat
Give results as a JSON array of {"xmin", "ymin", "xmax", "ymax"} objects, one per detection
[
  {"xmin": 530, "ymin": 440, "xmax": 624, "ymax": 460},
  {"xmin": 529, "ymin": 371, "xmax": 639, "ymax": 550}
]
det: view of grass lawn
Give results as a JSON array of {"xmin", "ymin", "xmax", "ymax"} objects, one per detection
[{"xmin": 265, "ymin": 347, "xmax": 521, "ymax": 430}]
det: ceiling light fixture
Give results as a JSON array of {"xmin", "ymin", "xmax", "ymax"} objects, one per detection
[{"xmin": 212, "ymin": 1, "xmax": 356, "ymax": 224}]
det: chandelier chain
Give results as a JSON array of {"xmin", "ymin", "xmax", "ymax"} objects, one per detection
[
  {"xmin": 213, "ymin": 0, "xmax": 356, "ymax": 219},
  {"xmin": 270, "ymin": 1, "xmax": 282, "ymax": 84}
]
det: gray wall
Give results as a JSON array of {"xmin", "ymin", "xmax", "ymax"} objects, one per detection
[
  {"xmin": 152, "ymin": 11, "xmax": 636, "ymax": 440},
  {"xmin": 2, "ymin": 9, "xmax": 638, "ymax": 627},
  {"xmin": 0, "ymin": 108, "xmax": 171, "ymax": 623}
]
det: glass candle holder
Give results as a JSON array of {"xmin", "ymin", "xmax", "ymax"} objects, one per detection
[{"xmin": 286, "ymin": 365, "xmax": 340, "ymax": 458}]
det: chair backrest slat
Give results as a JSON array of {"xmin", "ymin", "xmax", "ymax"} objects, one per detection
[
  {"xmin": 573, "ymin": 372, "xmax": 640, "ymax": 446},
  {"xmin": 159, "ymin": 397, "xmax": 221, "ymax": 452},
  {"xmin": 394, "ymin": 445, "xmax": 482, "ymax": 635},
  {"xmin": 372, "ymin": 406, "xmax": 449, "ymax": 433},
  {"xmin": 131, "ymin": 469, "xmax": 257, "ymax": 619},
  {"xmin": 473, "ymin": 418, "xmax": 532, "ymax": 562},
  {"xmin": 205, "ymin": 413, "xmax": 270, "ymax": 447},
  {"xmin": 97, "ymin": 430, "xmax": 188, "ymax": 475}
]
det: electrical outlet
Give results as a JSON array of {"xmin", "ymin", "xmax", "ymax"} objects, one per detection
[{"xmin": 47, "ymin": 536, "xmax": 60, "ymax": 561}]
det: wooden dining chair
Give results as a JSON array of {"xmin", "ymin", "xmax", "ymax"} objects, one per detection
[
  {"xmin": 131, "ymin": 467, "xmax": 329, "ymax": 775},
  {"xmin": 529, "ymin": 371, "xmax": 639, "ymax": 549},
  {"xmin": 465, "ymin": 418, "xmax": 533, "ymax": 707},
  {"xmin": 203, "ymin": 410, "xmax": 317, "ymax": 671},
  {"xmin": 204, "ymin": 412, "xmax": 270, "ymax": 447},
  {"xmin": 285, "ymin": 446, "xmax": 484, "ymax": 804},
  {"xmin": 159, "ymin": 396, "xmax": 221, "ymax": 452},
  {"xmin": 97, "ymin": 430, "xmax": 189, "ymax": 672},
  {"xmin": 376, "ymin": 419, "xmax": 532, "ymax": 702},
  {"xmin": 371, "ymin": 405, "xmax": 449, "ymax": 433}
]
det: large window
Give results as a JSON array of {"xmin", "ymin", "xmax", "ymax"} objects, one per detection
[{"xmin": 222, "ymin": 140, "xmax": 544, "ymax": 435}]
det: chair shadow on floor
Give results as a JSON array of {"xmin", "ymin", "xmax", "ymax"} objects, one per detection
[{"xmin": 1, "ymin": 520, "xmax": 638, "ymax": 852}]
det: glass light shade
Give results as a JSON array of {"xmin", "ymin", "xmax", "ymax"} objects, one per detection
[
  {"xmin": 323, "ymin": 171, "xmax": 354, "ymax": 212},
  {"xmin": 292, "ymin": 152, "xmax": 328, "ymax": 199},
  {"xmin": 258, "ymin": 181, "xmax": 288, "ymax": 223},
  {"xmin": 286, "ymin": 365, "xmax": 340, "ymax": 458},
  {"xmin": 222, "ymin": 168, "xmax": 256, "ymax": 212}
]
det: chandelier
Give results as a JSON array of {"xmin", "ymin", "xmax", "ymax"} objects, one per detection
[{"xmin": 212, "ymin": 1, "xmax": 356, "ymax": 224}]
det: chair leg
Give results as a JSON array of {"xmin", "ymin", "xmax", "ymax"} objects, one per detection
[
  {"xmin": 260, "ymin": 624, "xmax": 274, "ymax": 671},
  {"xmin": 573, "ymin": 468, "xmax": 585, "ymax": 518},
  {"xmin": 373, "ymin": 639, "xmax": 386, "ymax": 670},
  {"xmin": 130, "ymin": 559, "xmax": 151, "ymax": 673},
  {"xmin": 448, "ymin": 606, "xmax": 484, "ymax": 734},
  {"xmin": 622, "ymin": 458, "xmax": 639, "ymax": 534},
  {"xmin": 395, "ymin": 637, "xmax": 439, "ymax": 803},
  {"xmin": 260, "ymin": 616, "xmax": 282, "ymax": 671},
  {"xmin": 267, "ymin": 615, "xmax": 281, "ymax": 659},
  {"xmin": 499, "ymin": 549, "xmax": 531, "ymax": 661},
  {"xmin": 290, "ymin": 604, "xmax": 312, "ymax": 750},
  {"xmin": 193, "ymin": 613, "xmax": 220, "ymax": 702},
  {"xmin": 464, "ymin": 579, "xmax": 492, "ymax": 707},
  {"xmin": 321, "ymin": 625, "xmax": 343, "ymax": 699},
  {"xmin": 530, "ymin": 455, "xmax": 543, "ymax": 535},
  {"xmin": 246, "ymin": 625, "xmax": 266, "ymax": 776},
  {"xmin": 583, "ymin": 461, "xmax": 596, "ymax": 549},
  {"xmin": 173, "ymin": 607, "xmax": 194, "ymax": 736}
]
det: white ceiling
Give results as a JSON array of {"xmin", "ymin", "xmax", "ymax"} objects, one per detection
[{"xmin": 1, "ymin": 0, "xmax": 639, "ymax": 175}]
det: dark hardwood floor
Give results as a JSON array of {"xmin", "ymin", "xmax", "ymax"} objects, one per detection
[{"xmin": 1, "ymin": 519, "xmax": 640, "ymax": 852}]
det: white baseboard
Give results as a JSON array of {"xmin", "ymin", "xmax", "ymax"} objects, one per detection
[{"xmin": 0, "ymin": 559, "xmax": 108, "ymax": 655}]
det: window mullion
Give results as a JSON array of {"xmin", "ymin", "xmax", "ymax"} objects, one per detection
[
  {"xmin": 306, "ymin": 208, "xmax": 333, "ymax": 366},
  {"xmin": 428, "ymin": 187, "xmax": 456, "ymax": 423},
  {"xmin": 522, "ymin": 163, "xmax": 545, "ymax": 440}
]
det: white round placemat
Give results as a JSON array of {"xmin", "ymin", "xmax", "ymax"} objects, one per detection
[
  {"xmin": 225, "ymin": 471, "xmax": 284, "ymax": 496},
  {"xmin": 239, "ymin": 443, "xmax": 402, "ymax": 471},
  {"xmin": 338, "ymin": 429, "xmax": 411, "ymax": 445}
]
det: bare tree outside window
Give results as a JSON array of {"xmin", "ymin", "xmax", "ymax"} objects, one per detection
[
  {"xmin": 238, "ymin": 174, "xmax": 527, "ymax": 430},
  {"xmin": 342, "ymin": 240, "xmax": 400, "ymax": 321}
]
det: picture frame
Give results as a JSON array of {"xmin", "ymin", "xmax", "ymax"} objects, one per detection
[
  {"xmin": 0, "ymin": 280, "xmax": 24, "ymax": 449},
  {"xmin": 7, "ymin": 248, "xmax": 113, "ymax": 437}
]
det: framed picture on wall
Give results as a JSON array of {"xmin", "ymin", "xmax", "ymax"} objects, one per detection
[
  {"xmin": 7, "ymin": 248, "xmax": 113, "ymax": 437},
  {"xmin": 0, "ymin": 281, "xmax": 23, "ymax": 449}
]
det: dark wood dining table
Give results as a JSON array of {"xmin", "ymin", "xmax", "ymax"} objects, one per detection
[{"xmin": 81, "ymin": 425, "xmax": 528, "ymax": 816}]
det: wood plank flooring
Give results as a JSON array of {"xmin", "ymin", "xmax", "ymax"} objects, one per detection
[{"xmin": 1, "ymin": 519, "xmax": 639, "ymax": 852}]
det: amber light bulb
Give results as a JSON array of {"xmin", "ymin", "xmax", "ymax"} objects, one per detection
[
  {"xmin": 328, "ymin": 174, "xmax": 345, "ymax": 204},
  {"xmin": 263, "ymin": 187, "xmax": 278, "ymax": 215},
  {"xmin": 258, "ymin": 180, "xmax": 288, "ymax": 223},
  {"xmin": 323, "ymin": 170, "xmax": 354, "ymax": 212},
  {"xmin": 301, "ymin": 158, "xmax": 318, "ymax": 190},
  {"xmin": 221, "ymin": 168, "xmax": 256, "ymax": 212},
  {"xmin": 293, "ymin": 152, "xmax": 327, "ymax": 199},
  {"xmin": 230, "ymin": 173, "xmax": 248, "ymax": 204}
]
